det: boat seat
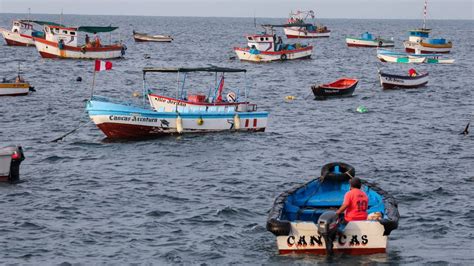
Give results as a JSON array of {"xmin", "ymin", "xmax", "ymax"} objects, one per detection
[{"xmin": 303, "ymin": 190, "xmax": 345, "ymax": 207}]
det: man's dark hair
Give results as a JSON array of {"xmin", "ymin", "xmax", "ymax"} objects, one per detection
[{"xmin": 350, "ymin": 177, "xmax": 362, "ymax": 189}]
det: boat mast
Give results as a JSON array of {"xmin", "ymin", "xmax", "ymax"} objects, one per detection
[{"xmin": 422, "ymin": 0, "xmax": 427, "ymax": 29}]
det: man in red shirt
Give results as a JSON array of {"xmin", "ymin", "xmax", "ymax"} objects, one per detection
[{"xmin": 336, "ymin": 177, "xmax": 368, "ymax": 222}]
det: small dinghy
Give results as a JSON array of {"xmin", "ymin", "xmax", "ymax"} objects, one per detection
[
  {"xmin": 311, "ymin": 78, "xmax": 358, "ymax": 100},
  {"xmin": 0, "ymin": 145, "xmax": 25, "ymax": 183},
  {"xmin": 1, "ymin": 71, "xmax": 35, "ymax": 96},
  {"xmin": 266, "ymin": 162, "xmax": 399, "ymax": 255},
  {"xmin": 133, "ymin": 30, "xmax": 173, "ymax": 42},
  {"xmin": 378, "ymin": 69, "xmax": 428, "ymax": 89}
]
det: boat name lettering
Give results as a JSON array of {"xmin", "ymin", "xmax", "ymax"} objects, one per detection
[
  {"xmin": 109, "ymin": 115, "xmax": 158, "ymax": 123},
  {"xmin": 286, "ymin": 234, "xmax": 368, "ymax": 248},
  {"xmin": 385, "ymin": 77, "xmax": 405, "ymax": 83},
  {"xmin": 156, "ymin": 97, "xmax": 187, "ymax": 107}
]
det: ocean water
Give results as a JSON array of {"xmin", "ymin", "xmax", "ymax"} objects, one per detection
[{"xmin": 1, "ymin": 14, "xmax": 473, "ymax": 264}]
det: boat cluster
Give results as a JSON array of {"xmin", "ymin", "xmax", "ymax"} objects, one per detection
[{"xmin": 0, "ymin": 3, "xmax": 454, "ymax": 256}]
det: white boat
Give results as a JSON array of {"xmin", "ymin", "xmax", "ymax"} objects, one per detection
[
  {"xmin": 0, "ymin": 72, "xmax": 34, "ymax": 96},
  {"xmin": 33, "ymin": 24, "xmax": 125, "ymax": 59},
  {"xmin": 146, "ymin": 67, "xmax": 257, "ymax": 113},
  {"xmin": 377, "ymin": 53, "xmax": 425, "ymax": 64},
  {"xmin": 234, "ymin": 25, "xmax": 313, "ymax": 63},
  {"xmin": 133, "ymin": 30, "xmax": 173, "ymax": 42},
  {"xmin": 346, "ymin": 32, "xmax": 394, "ymax": 47},
  {"xmin": 283, "ymin": 10, "xmax": 330, "ymax": 38},
  {"xmin": 1, "ymin": 20, "xmax": 37, "ymax": 46},
  {"xmin": 378, "ymin": 70, "xmax": 429, "ymax": 89},
  {"xmin": 403, "ymin": 1, "xmax": 452, "ymax": 53},
  {"xmin": 0, "ymin": 145, "xmax": 25, "ymax": 183}
]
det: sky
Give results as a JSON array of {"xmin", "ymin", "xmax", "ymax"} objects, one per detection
[{"xmin": 0, "ymin": 0, "xmax": 473, "ymax": 20}]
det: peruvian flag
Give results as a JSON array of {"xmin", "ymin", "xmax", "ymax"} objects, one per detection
[{"xmin": 94, "ymin": 60, "xmax": 113, "ymax": 72}]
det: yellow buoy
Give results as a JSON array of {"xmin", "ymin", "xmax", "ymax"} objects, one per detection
[
  {"xmin": 197, "ymin": 117, "xmax": 204, "ymax": 126},
  {"xmin": 132, "ymin": 91, "xmax": 141, "ymax": 97},
  {"xmin": 176, "ymin": 115, "xmax": 183, "ymax": 133},
  {"xmin": 285, "ymin": 95, "xmax": 296, "ymax": 100},
  {"xmin": 234, "ymin": 113, "xmax": 240, "ymax": 130}
]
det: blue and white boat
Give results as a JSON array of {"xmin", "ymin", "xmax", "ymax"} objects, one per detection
[
  {"xmin": 86, "ymin": 67, "xmax": 269, "ymax": 139},
  {"xmin": 345, "ymin": 32, "xmax": 394, "ymax": 48},
  {"xmin": 266, "ymin": 162, "xmax": 399, "ymax": 255}
]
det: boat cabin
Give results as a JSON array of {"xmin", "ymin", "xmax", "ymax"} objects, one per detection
[
  {"xmin": 361, "ymin": 32, "xmax": 375, "ymax": 40},
  {"xmin": 43, "ymin": 25, "xmax": 79, "ymax": 46},
  {"xmin": 11, "ymin": 20, "xmax": 34, "ymax": 35},
  {"xmin": 245, "ymin": 34, "xmax": 277, "ymax": 52},
  {"xmin": 408, "ymin": 28, "xmax": 431, "ymax": 42}
]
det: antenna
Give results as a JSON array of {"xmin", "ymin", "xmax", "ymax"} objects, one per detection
[
  {"xmin": 27, "ymin": 8, "xmax": 31, "ymax": 22},
  {"xmin": 422, "ymin": 0, "xmax": 427, "ymax": 29},
  {"xmin": 253, "ymin": 11, "xmax": 256, "ymax": 28},
  {"xmin": 60, "ymin": 8, "xmax": 63, "ymax": 25}
]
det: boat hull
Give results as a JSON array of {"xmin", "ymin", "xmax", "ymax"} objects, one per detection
[
  {"xmin": 403, "ymin": 41, "xmax": 451, "ymax": 53},
  {"xmin": 311, "ymin": 80, "xmax": 358, "ymax": 100},
  {"xmin": 233, "ymin": 46, "xmax": 312, "ymax": 62},
  {"xmin": 0, "ymin": 83, "xmax": 30, "ymax": 96},
  {"xmin": 377, "ymin": 53, "xmax": 425, "ymax": 64},
  {"xmin": 379, "ymin": 71, "xmax": 428, "ymax": 89},
  {"xmin": 134, "ymin": 36, "xmax": 173, "ymax": 42},
  {"xmin": 346, "ymin": 37, "xmax": 394, "ymax": 47},
  {"xmin": 1, "ymin": 28, "xmax": 35, "ymax": 46},
  {"xmin": 276, "ymin": 221, "xmax": 388, "ymax": 255},
  {"xmin": 284, "ymin": 28, "xmax": 330, "ymax": 38},
  {"xmin": 86, "ymin": 99, "xmax": 268, "ymax": 139},
  {"xmin": 33, "ymin": 38, "xmax": 124, "ymax": 59}
]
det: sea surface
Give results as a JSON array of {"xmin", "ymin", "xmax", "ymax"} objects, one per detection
[{"xmin": 1, "ymin": 14, "xmax": 473, "ymax": 265}]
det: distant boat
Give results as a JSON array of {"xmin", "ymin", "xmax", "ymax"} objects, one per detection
[
  {"xmin": 346, "ymin": 32, "xmax": 394, "ymax": 48},
  {"xmin": 266, "ymin": 162, "xmax": 399, "ymax": 255},
  {"xmin": 33, "ymin": 24, "xmax": 126, "ymax": 59},
  {"xmin": 378, "ymin": 70, "xmax": 429, "ymax": 89},
  {"xmin": 0, "ymin": 70, "xmax": 34, "ymax": 96},
  {"xmin": 311, "ymin": 78, "xmax": 358, "ymax": 100},
  {"xmin": 377, "ymin": 49, "xmax": 454, "ymax": 64},
  {"xmin": 133, "ymin": 30, "xmax": 173, "ymax": 42},
  {"xmin": 377, "ymin": 53, "xmax": 425, "ymax": 64},
  {"xmin": 283, "ymin": 10, "xmax": 331, "ymax": 38},
  {"xmin": 234, "ymin": 25, "xmax": 313, "ymax": 62},
  {"xmin": 403, "ymin": 0, "xmax": 452, "ymax": 53},
  {"xmin": 0, "ymin": 19, "xmax": 57, "ymax": 46}
]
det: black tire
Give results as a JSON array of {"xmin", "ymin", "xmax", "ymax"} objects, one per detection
[
  {"xmin": 321, "ymin": 162, "xmax": 355, "ymax": 182},
  {"xmin": 378, "ymin": 41, "xmax": 383, "ymax": 47},
  {"xmin": 280, "ymin": 54, "xmax": 287, "ymax": 61}
]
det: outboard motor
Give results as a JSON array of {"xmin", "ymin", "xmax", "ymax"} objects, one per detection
[
  {"xmin": 317, "ymin": 211, "xmax": 339, "ymax": 255},
  {"xmin": 0, "ymin": 145, "xmax": 25, "ymax": 183}
]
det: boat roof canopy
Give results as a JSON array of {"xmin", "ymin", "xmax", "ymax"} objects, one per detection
[
  {"xmin": 27, "ymin": 20, "xmax": 64, "ymax": 26},
  {"xmin": 77, "ymin": 26, "xmax": 119, "ymax": 33},
  {"xmin": 143, "ymin": 67, "xmax": 247, "ymax": 74},
  {"xmin": 262, "ymin": 23, "xmax": 313, "ymax": 28}
]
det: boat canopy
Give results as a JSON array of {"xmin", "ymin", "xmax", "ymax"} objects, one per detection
[
  {"xmin": 29, "ymin": 20, "xmax": 64, "ymax": 26},
  {"xmin": 143, "ymin": 67, "xmax": 247, "ymax": 74},
  {"xmin": 262, "ymin": 23, "xmax": 313, "ymax": 28},
  {"xmin": 77, "ymin": 26, "xmax": 118, "ymax": 33}
]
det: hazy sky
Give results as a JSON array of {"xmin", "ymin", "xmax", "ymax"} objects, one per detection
[{"xmin": 0, "ymin": 0, "xmax": 473, "ymax": 20}]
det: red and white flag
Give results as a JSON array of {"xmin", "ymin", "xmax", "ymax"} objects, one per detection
[{"xmin": 94, "ymin": 60, "xmax": 113, "ymax": 72}]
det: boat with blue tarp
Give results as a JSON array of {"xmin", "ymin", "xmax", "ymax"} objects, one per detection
[
  {"xmin": 346, "ymin": 32, "xmax": 394, "ymax": 48},
  {"xmin": 266, "ymin": 162, "xmax": 399, "ymax": 255}
]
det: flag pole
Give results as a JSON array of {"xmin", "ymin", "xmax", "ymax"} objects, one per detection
[{"xmin": 90, "ymin": 68, "xmax": 96, "ymax": 99}]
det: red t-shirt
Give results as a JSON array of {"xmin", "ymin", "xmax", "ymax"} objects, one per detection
[{"xmin": 343, "ymin": 188, "xmax": 368, "ymax": 221}]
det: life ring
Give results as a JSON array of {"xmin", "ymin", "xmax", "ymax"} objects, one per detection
[
  {"xmin": 226, "ymin": 91, "xmax": 237, "ymax": 103},
  {"xmin": 280, "ymin": 54, "xmax": 287, "ymax": 61},
  {"xmin": 378, "ymin": 40, "xmax": 383, "ymax": 47}
]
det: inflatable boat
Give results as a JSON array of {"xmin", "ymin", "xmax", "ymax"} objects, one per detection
[{"xmin": 266, "ymin": 162, "xmax": 399, "ymax": 255}]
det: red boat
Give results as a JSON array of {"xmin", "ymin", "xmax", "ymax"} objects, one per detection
[{"xmin": 311, "ymin": 78, "xmax": 359, "ymax": 100}]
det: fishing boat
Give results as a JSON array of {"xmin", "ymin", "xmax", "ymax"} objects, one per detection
[
  {"xmin": 377, "ymin": 49, "xmax": 454, "ymax": 64},
  {"xmin": 133, "ymin": 30, "xmax": 173, "ymax": 42},
  {"xmin": 0, "ymin": 145, "xmax": 25, "ymax": 183},
  {"xmin": 311, "ymin": 78, "xmax": 358, "ymax": 100},
  {"xmin": 0, "ymin": 20, "xmax": 37, "ymax": 46},
  {"xmin": 403, "ymin": 0, "xmax": 452, "ymax": 53},
  {"xmin": 146, "ymin": 67, "xmax": 257, "ymax": 113},
  {"xmin": 86, "ymin": 66, "xmax": 269, "ymax": 139},
  {"xmin": 33, "ymin": 24, "xmax": 126, "ymax": 59},
  {"xmin": 0, "ymin": 70, "xmax": 35, "ymax": 96},
  {"xmin": 283, "ymin": 10, "xmax": 330, "ymax": 38},
  {"xmin": 378, "ymin": 69, "xmax": 428, "ymax": 89},
  {"xmin": 234, "ymin": 25, "xmax": 313, "ymax": 62},
  {"xmin": 377, "ymin": 53, "xmax": 425, "ymax": 64},
  {"xmin": 266, "ymin": 162, "xmax": 399, "ymax": 255},
  {"xmin": 346, "ymin": 32, "xmax": 394, "ymax": 48}
]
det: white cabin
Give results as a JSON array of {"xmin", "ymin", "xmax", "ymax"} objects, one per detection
[
  {"xmin": 246, "ymin": 34, "xmax": 278, "ymax": 52},
  {"xmin": 11, "ymin": 20, "xmax": 34, "ymax": 35},
  {"xmin": 43, "ymin": 25, "xmax": 78, "ymax": 46}
]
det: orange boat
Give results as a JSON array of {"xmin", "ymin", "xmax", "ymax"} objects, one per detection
[{"xmin": 311, "ymin": 78, "xmax": 359, "ymax": 100}]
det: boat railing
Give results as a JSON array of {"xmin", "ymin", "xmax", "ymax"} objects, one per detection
[{"xmin": 236, "ymin": 103, "xmax": 257, "ymax": 112}]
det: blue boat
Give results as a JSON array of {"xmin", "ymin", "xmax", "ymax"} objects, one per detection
[{"xmin": 266, "ymin": 162, "xmax": 399, "ymax": 255}]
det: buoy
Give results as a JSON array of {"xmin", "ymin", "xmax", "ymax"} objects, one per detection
[
  {"xmin": 176, "ymin": 115, "xmax": 183, "ymax": 133},
  {"xmin": 234, "ymin": 113, "xmax": 240, "ymax": 130},
  {"xmin": 356, "ymin": 105, "xmax": 368, "ymax": 113},
  {"xmin": 197, "ymin": 117, "xmax": 204, "ymax": 126},
  {"xmin": 285, "ymin": 95, "xmax": 296, "ymax": 100},
  {"xmin": 76, "ymin": 77, "xmax": 82, "ymax": 82},
  {"xmin": 132, "ymin": 91, "xmax": 141, "ymax": 97}
]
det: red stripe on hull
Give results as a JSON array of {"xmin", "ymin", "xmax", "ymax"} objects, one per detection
[
  {"xmin": 4, "ymin": 38, "xmax": 31, "ymax": 46},
  {"xmin": 279, "ymin": 248, "xmax": 386, "ymax": 255},
  {"xmin": 405, "ymin": 48, "xmax": 450, "ymax": 54},
  {"xmin": 0, "ymin": 176, "xmax": 9, "ymax": 182},
  {"xmin": 347, "ymin": 43, "xmax": 394, "ymax": 48},
  {"xmin": 39, "ymin": 51, "xmax": 60, "ymax": 59},
  {"xmin": 97, "ymin": 123, "xmax": 166, "ymax": 139}
]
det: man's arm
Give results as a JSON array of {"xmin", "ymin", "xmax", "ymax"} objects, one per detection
[{"xmin": 336, "ymin": 203, "xmax": 348, "ymax": 215}]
